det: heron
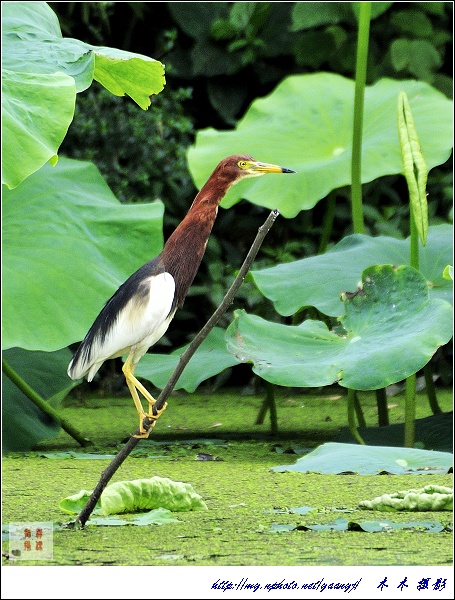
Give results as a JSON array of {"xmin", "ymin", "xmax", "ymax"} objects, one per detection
[{"xmin": 67, "ymin": 155, "xmax": 295, "ymax": 437}]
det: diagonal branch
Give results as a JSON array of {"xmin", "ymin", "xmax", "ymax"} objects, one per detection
[{"xmin": 70, "ymin": 209, "xmax": 280, "ymax": 528}]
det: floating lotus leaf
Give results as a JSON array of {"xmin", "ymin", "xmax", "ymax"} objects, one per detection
[
  {"xmin": 60, "ymin": 476, "xmax": 208, "ymax": 516},
  {"xmin": 359, "ymin": 485, "xmax": 453, "ymax": 511},
  {"xmin": 272, "ymin": 443, "xmax": 453, "ymax": 475},
  {"xmin": 271, "ymin": 519, "xmax": 447, "ymax": 533}
]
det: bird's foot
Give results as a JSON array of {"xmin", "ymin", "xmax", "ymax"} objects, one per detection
[
  {"xmin": 133, "ymin": 402, "xmax": 168, "ymax": 439},
  {"xmin": 133, "ymin": 427, "xmax": 151, "ymax": 439},
  {"xmin": 146, "ymin": 401, "xmax": 168, "ymax": 425}
]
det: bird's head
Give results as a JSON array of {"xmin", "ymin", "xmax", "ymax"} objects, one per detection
[
  {"xmin": 220, "ymin": 154, "xmax": 295, "ymax": 184},
  {"xmin": 193, "ymin": 154, "xmax": 295, "ymax": 206}
]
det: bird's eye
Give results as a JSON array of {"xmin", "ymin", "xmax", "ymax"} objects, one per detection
[{"xmin": 238, "ymin": 160, "xmax": 247, "ymax": 168}]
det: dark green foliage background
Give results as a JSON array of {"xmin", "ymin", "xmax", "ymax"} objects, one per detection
[{"xmin": 52, "ymin": 2, "xmax": 453, "ymax": 387}]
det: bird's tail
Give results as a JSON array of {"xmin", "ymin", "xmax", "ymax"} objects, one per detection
[{"xmin": 67, "ymin": 342, "xmax": 96, "ymax": 381}]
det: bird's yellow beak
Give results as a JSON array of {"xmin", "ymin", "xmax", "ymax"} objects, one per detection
[{"xmin": 248, "ymin": 160, "xmax": 295, "ymax": 174}]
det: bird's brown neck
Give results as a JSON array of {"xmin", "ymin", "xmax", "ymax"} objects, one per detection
[{"xmin": 161, "ymin": 170, "xmax": 235, "ymax": 311}]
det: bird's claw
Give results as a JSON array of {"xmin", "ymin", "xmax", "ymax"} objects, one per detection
[
  {"xmin": 133, "ymin": 402, "xmax": 168, "ymax": 439},
  {"xmin": 145, "ymin": 401, "xmax": 168, "ymax": 427}
]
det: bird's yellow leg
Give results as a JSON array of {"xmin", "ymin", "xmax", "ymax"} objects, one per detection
[
  {"xmin": 122, "ymin": 358, "xmax": 149, "ymax": 437},
  {"xmin": 129, "ymin": 376, "xmax": 157, "ymax": 413},
  {"xmin": 122, "ymin": 355, "xmax": 167, "ymax": 438},
  {"xmin": 132, "ymin": 376, "xmax": 168, "ymax": 427}
]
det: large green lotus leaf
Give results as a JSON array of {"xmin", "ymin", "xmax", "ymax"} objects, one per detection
[
  {"xmin": 2, "ymin": 347, "xmax": 77, "ymax": 452},
  {"xmin": 135, "ymin": 328, "xmax": 241, "ymax": 393},
  {"xmin": 92, "ymin": 52, "xmax": 163, "ymax": 108},
  {"xmin": 2, "ymin": 157, "xmax": 164, "ymax": 351},
  {"xmin": 2, "ymin": 2, "xmax": 165, "ymax": 97},
  {"xmin": 251, "ymin": 224, "xmax": 453, "ymax": 317},
  {"xmin": 187, "ymin": 74, "xmax": 453, "ymax": 217},
  {"xmin": 2, "ymin": 1, "xmax": 165, "ymax": 188},
  {"xmin": 2, "ymin": 69, "xmax": 77, "ymax": 190},
  {"xmin": 226, "ymin": 265, "xmax": 453, "ymax": 390},
  {"xmin": 272, "ymin": 442, "xmax": 453, "ymax": 474}
]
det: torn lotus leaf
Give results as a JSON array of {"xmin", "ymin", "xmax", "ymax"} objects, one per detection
[
  {"xmin": 60, "ymin": 476, "xmax": 208, "ymax": 515},
  {"xmin": 100, "ymin": 476, "xmax": 208, "ymax": 515},
  {"xmin": 359, "ymin": 485, "xmax": 453, "ymax": 512}
]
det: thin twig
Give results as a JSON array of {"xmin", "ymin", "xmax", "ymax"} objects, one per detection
[
  {"xmin": 71, "ymin": 209, "xmax": 279, "ymax": 528},
  {"xmin": 153, "ymin": 209, "xmax": 280, "ymax": 413}
]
